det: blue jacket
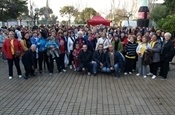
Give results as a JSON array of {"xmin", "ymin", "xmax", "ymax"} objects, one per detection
[
  {"xmin": 30, "ymin": 36, "xmax": 39, "ymax": 45},
  {"xmin": 45, "ymin": 40, "xmax": 59, "ymax": 49},
  {"xmin": 37, "ymin": 38, "xmax": 46, "ymax": 52}
]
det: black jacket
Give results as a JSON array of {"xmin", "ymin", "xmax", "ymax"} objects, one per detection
[
  {"xmin": 78, "ymin": 50, "xmax": 92, "ymax": 66},
  {"xmin": 93, "ymin": 50, "xmax": 107, "ymax": 65},
  {"xmin": 22, "ymin": 49, "xmax": 34, "ymax": 66},
  {"xmin": 161, "ymin": 40, "xmax": 174, "ymax": 61}
]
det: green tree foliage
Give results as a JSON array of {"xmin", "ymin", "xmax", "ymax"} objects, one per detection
[
  {"xmin": 164, "ymin": 0, "xmax": 175, "ymax": 14},
  {"xmin": 39, "ymin": 7, "xmax": 53, "ymax": 18},
  {"xmin": 0, "ymin": 0, "xmax": 28, "ymax": 21},
  {"xmin": 59, "ymin": 6, "xmax": 78, "ymax": 25},
  {"xmin": 150, "ymin": 5, "xmax": 168, "ymax": 22},
  {"xmin": 40, "ymin": 15, "xmax": 58, "ymax": 25},
  {"xmin": 74, "ymin": 7, "xmax": 98, "ymax": 24},
  {"xmin": 157, "ymin": 14, "xmax": 175, "ymax": 34}
]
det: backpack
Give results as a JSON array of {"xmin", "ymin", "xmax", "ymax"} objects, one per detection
[{"xmin": 142, "ymin": 49, "xmax": 153, "ymax": 65}]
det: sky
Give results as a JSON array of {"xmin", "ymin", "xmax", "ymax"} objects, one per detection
[{"xmin": 29, "ymin": 0, "xmax": 164, "ymax": 21}]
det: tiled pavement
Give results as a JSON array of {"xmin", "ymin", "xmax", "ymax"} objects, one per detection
[{"xmin": 0, "ymin": 60, "xmax": 175, "ymax": 115}]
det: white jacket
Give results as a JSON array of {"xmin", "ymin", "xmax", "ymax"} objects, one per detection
[{"xmin": 67, "ymin": 36, "xmax": 75, "ymax": 53}]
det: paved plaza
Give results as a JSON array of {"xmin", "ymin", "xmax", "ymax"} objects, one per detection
[{"xmin": 0, "ymin": 60, "xmax": 175, "ymax": 115}]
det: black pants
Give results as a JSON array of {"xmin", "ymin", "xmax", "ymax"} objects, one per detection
[
  {"xmin": 60, "ymin": 53, "xmax": 65, "ymax": 70},
  {"xmin": 124, "ymin": 57, "xmax": 135, "ymax": 73},
  {"xmin": 49, "ymin": 55, "xmax": 61, "ymax": 73},
  {"xmin": 150, "ymin": 62, "xmax": 159, "ymax": 75},
  {"xmin": 7, "ymin": 56, "xmax": 22, "ymax": 76},
  {"xmin": 38, "ymin": 51, "xmax": 49, "ymax": 72},
  {"xmin": 68, "ymin": 50, "xmax": 73, "ymax": 66},
  {"xmin": 77, "ymin": 63, "xmax": 92, "ymax": 73},
  {"xmin": 160, "ymin": 60, "xmax": 169, "ymax": 78}
]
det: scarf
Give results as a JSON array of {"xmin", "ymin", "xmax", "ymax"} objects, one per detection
[
  {"xmin": 114, "ymin": 41, "xmax": 119, "ymax": 51},
  {"xmin": 109, "ymin": 52, "xmax": 115, "ymax": 66},
  {"xmin": 150, "ymin": 41, "xmax": 156, "ymax": 48}
]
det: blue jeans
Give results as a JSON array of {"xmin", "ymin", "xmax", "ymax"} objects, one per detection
[
  {"xmin": 92, "ymin": 62, "xmax": 98, "ymax": 74},
  {"xmin": 114, "ymin": 63, "xmax": 119, "ymax": 77},
  {"xmin": 102, "ymin": 67, "xmax": 111, "ymax": 73}
]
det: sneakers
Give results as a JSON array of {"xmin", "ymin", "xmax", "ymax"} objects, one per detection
[
  {"xmin": 69, "ymin": 65, "xmax": 73, "ymax": 70},
  {"xmin": 49, "ymin": 73, "xmax": 53, "ymax": 75},
  {"xmin": 18, "ymin": 75, "xmax": 22, "ymax": 78},
  {"xmin": 87, "ymin": 72, "xmax": 91, "ymax": 76},
  {"xmin": 124, "ymin": 72, "xmax": 128, "ymax": 75},
  {"xmin": 129, "ymin": 72, "xmax": 132, "ymax": 75},
  {"xmin": 9, "ymin": 76, "xmax": 13, "ymax": 80},
  {"xmin": 63, "ymin": 69, "xmax": 66, "ymax": 72},
  {"xmin": 136, "ymin": 73, "xmax": 140, "ymax": 76},
  {"xmin": 144, "ymin": 76, "xmax": 147, "ymax": 79},
  {"xmin": 152, "ymin": 75, "xmax": 156, "ymax": 79},
  {"xmin": 147, "ymin": 73, "xmax": 153, "ymax": 76}
]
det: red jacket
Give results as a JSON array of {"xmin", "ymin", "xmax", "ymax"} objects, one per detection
[{"xmin": 2, "ymin": 38, "xmax": 23, "ymax": 59}]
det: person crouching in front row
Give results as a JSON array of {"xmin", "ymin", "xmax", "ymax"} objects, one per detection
[{"xmin": 22, "ymin": 44, "xmax": 36, "ymax": 80}]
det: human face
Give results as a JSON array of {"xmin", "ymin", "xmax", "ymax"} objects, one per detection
[
  {"xmin": 25, "ymin": 33, "xmax": 29, "ymax": 39},
  {"xmin": 130, "ymin": 36, "xmax": 134, "ymax": 42},
  {"xmin": 78, "ymin": 33, "xmax": 83, "ymax": 38},
  {"xmin": 82, "ymin": 45, "xmax": 87, "ymax": 52},
  {"xmin": 142, "ymin": 37, "xmax": 147, "ymax": 43},
  {"xmin": 151, "ymin": 35, "xmax": 157, "ymax": 41},
  {"xmin": 137, "ymin": 35, "xmax": 141, "ymax": 41},
  {"xmin": 164, "ymin": 33, "xmax": 171, "ymax": 41},
  {"xmin": 108, "ymin": 45, "xmax": 114, "ymax": 52},
  {"xmin": 51, "ymin": 32, "xmax": 56, "ymax": 37},
  {"xmin": 8, "ymin": 32, "xmax": 15, "ymax": 39},
  {"xmin": 98, "ymin": 44, "xmax": 103, "ymax": 52},
  {"xmin": 114, "ymin": 36, "xmax": 119, "ymax": 41}
]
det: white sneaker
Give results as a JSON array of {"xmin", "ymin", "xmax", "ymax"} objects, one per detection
[
  {"xmin": 144, "ymin": 76, "xmax": 147, "ymax": 79},
  {"xmin": 152, "ymin": 75, "xmax": 156, "ymax": 79},
  {"xmin": 63, "ymin": 69, "xmax": 66, "ymax": 72},
  {"xmin": 129, "ymin": 72, "xmax": 132, "ymax": 75},
  {"xmin": 9, "ymin": 76, "xmax": 13, "ymax": 80},
  {"xmin": 69, "ymin": 65, "xmax": 73, "ymax": 69},
  {"xmin": 147, "ymin": 73, "xmax": 153, "ymax": 76},
  {"xmin": 18, "ymin": 75, "xmax": 22, "ymax": 78},
  {"xmin": 136, "ymin": 73, "xmax": 140, "ymax": 76},
  {"xmin": 124, "ymin": 72, "xmax": 128, "ymax": 75},
  {"xmin": 88, "ymin": 72, "xmax": 91, "ymax": 76}
]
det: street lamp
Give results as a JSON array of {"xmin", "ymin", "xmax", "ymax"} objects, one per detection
[{"xmin": 34, "ymin": 8, "xmax": 40, "ymax": 26}]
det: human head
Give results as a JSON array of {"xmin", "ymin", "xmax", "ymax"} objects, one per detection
[
  {"xmin": 108, "ymin": 44, "xmax": 114, "ymax": 52},
  {"xmin": 82, "ymin": 44, "xmax": 88, "ymax": 52},
  {"xmin": 78, "ymin": 31, "xmax": 83, "ymax": 38},
  {"xmin": 114, "ymin": 35, "xmax": 120, "ymax": 41},
  {"xmin": 98, "ymin": 44, "xmax": 103, "ymax": 52},
  {"xmin": 164, "ymin": 32, "xmax": 171, "ymax": 41},
  {"xmin": 151, "ymin": 34, "xmax": 157, "ymax": 41},
  {"xmin": 142, "ymin": 36, "xmax": 149, "ymax": 43},
  {"xmin": 130, "ymin": 35, "xmax": 135, "ymax": 42},
  {"xmin": 75, "ymin": 44, "xmax": 79, "ymax": 49},
  {"xmin": 31, "ymin": 44, "xmax": 36, "ymax": 52},
  {"xmin": 24, "ymin": 32, "xmax": 30, "ymax": 39},
  {"xmin": 8, "ymin": 31, "xmax": 15, "ymax": 39}
]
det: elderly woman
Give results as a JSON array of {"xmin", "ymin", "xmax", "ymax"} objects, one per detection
[
  {"xmin": 160, "ymin": 32, "xmax": 174, "ymax": 79},
  {"xmin": 148, "ymin": 34, "xmax": 161, "ymax": 79},
  {"xmin": 136, "ymin": 36, "xmax": 151, "ymax": 78},
  {"xmin": 2, "ymin": 31, "xmax": 23, "ymax": 79}
]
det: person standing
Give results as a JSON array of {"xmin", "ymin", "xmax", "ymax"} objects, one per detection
[
  {"xmin": 2, "ymin": 31, "xmax": 23, "ymax": 79},
  {"xmin": 160, "ymin": 32, "xmax": 174, "ymax": 79},
  {"xmin": 22, "ymin": 45, "xmax": 36, "ymax": 79}
]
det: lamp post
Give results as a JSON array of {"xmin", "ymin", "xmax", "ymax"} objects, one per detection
[{"xmin": 34, "ymin": 8, "xmax": 40, "ymax": 26}]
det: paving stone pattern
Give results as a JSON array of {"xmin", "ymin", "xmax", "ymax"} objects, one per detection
[{"xmin": 0, "ymin": 61, "xmax": 175, "ymax": 115}]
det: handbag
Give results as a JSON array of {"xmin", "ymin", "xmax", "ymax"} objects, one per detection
[{"xmin": 15, "ymin": 50, "xmax": 21, "ymax": 57}]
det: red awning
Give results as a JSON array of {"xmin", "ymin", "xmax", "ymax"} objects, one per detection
[{"xmin": 87, "ymin": 15, "xmax": 111, "ymax": 26}]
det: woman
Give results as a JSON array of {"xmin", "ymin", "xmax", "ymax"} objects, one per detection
[
  {"xmin": 124, "ymin": 35, "xmax": 138, "ymax": 75},
  {"xmin": 160, "ymin": 32, "xmax": 174, "ymax": 79},
  {"xmin": 45, "ymin": 30, "xmax": 61, "ymax": 74},
  {"xmin": 67, "ymin": 31, "xmax": 75, "ymax": 69},
  {"xmin": 21, "ymin": 32, "xmax": 32, "ymax": 54},
  {"xmin": 149, "ymin": 34, "xmax": 161, "ymax": 79},
  {"xmin": 112, "ymin": 35, "xmax": 123, "ymax": 52},
  {"xmin": 36, "ymin": 30, "xmax": 48, "ymax": 74},
  {"xmin": 136, "ymin": 36, "xmax": 151, "ymax": 78},
  {"xmin": 2, "ymin": 31, "xmax": 23, "ymax": 79}
]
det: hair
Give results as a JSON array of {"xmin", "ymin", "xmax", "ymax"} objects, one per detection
[{"xmin": 164, "ymin": 32, "xmax": 172, "ymax": 38}]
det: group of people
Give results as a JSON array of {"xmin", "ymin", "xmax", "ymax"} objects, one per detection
[{"xmin": 0, "ymin": 25, "xmax": 174, "ymax": 80}]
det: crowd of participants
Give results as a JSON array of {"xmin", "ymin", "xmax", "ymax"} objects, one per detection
[{"xmin": 0, "ymin": 25, "xmax": 174, "ymax": 80}]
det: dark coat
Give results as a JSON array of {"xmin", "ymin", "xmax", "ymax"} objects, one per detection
[
  {"xmin": 142, "ymin": 49, "xmax": 154, "ymax": 65},
  {"xmin": 93, "ymin": 50, "xmax": 108, "ymax": 66},
  {"xmin": 22, "ymin": 49, "xmax": 34, "ymax": 67},
  {"xmin": 78, "ymin": 50, "xmax": 92, "ymax": 66},
  {"xmin": 160, "ymin": 40, "xmax": 174, "ymax": 61}
]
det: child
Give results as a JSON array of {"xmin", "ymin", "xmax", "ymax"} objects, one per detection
[{"xmin": 72, "ymin": 44, "xmax": 81, "ymax": 71}]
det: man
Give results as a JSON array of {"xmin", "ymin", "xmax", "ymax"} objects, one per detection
[
  {"xmin": 92, "ymin": 44, "xmax": 107, "ymax": 76},
  {"xmin": 22, "ymin": 44, "xmax": 36, "ymax": 80},
  {"xmin": 107, "ymin": 45, "xmax": 125, "ymax": 78},
  {"xmin": 15, "ymin": 27, "xmax": 22, "ymax": 41},
  {"xmin": 160, "ymin": 32, "xmax": 174, "ymax": 79},
  {"xmin": 77, "ymin": 44, "xmax": 92, "ymax": 76}
]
